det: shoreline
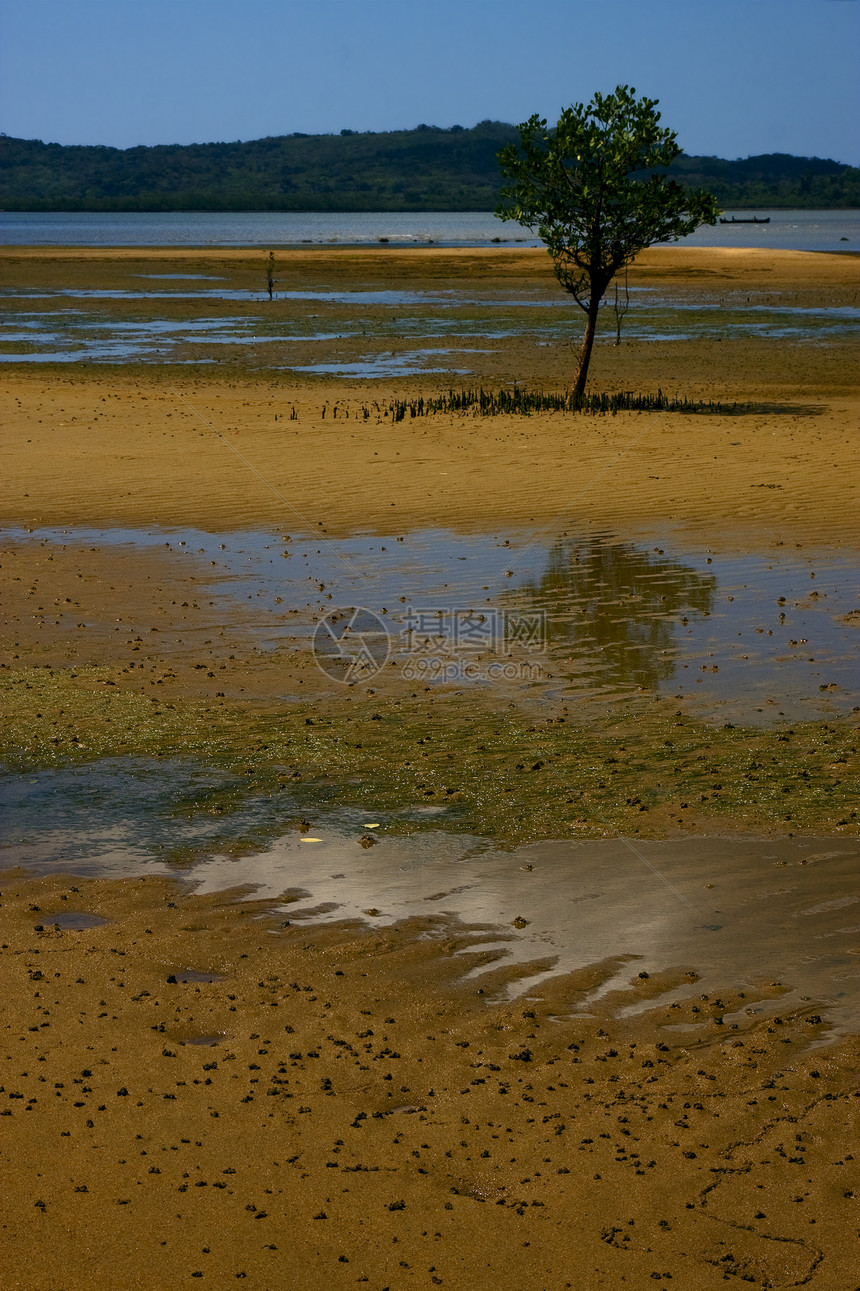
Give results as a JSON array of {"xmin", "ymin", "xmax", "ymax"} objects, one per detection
[
  {"xmin": 3, "ymin": 246, "xmax": 858, "ymax": 539},
  {"xmin": 2, "ymin": 242, "xmax": 859, "ymax": 267},
  {"xmin": 1, "ymin": 243, "xmax": 858, "ymax": 1286},
  {"xmin": 2, "ymin": 242, "xmax": 857, "ymax": 839}
]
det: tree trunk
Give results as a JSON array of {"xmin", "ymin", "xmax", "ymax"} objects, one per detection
[{"xmin": 572, "ymin": 297, "xmax": 601, "ymax": 398}]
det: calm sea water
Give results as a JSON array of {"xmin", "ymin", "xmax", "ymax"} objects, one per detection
[{"xmin": 1, "ymin": 209, "xmax": 858, "ymax": 252}]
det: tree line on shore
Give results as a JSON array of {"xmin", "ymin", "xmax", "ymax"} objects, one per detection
[{"xmin": 1, "ymin": 123, "xmax": 857, "ymax": 212}]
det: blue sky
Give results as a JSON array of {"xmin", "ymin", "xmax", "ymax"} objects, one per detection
[{"xmin": 1, "ymin": 0, "xmax": 858, "ymax": 162}]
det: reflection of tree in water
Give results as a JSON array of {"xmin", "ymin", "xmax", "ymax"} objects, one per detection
[{"xmin": 510, "ymin": 537, "xmax": 716, "ymax": 691}]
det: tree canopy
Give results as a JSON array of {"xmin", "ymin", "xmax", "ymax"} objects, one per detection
[
  {"xmin": 495, "ymin": 86, "xmax": 721, "ymax": 394},
  {"xmin": 1, "ymin": 127, "xmax": 855, "ymax": 213}
]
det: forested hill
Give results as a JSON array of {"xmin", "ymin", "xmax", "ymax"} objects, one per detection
[{"xmin": 1, "ymin": 123, "xmax": 858, "ymax": 212}]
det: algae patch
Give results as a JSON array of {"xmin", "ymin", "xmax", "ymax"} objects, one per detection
[{"xmin": 1, "ymin": 665, "xmax": 856, "ymax": 843}]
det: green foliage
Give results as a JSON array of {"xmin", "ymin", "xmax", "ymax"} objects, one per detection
[
  {"xmin": 665, "ymin": 151, "xmax": 860, "ymax": 208},
  {"xmin": 497, "ymin": 87, "xmax": 719, "ymax": 306},
  {"xmin": 0, "ymin": 123, "xmax": 516, "ymax": 212},
  {"xmin": 495, "ymin": 86, "xmax": 721, "ymax": 391},
  {"xmin": 1, "ymin": 126, "xmax": 856, "ymax": 213}
]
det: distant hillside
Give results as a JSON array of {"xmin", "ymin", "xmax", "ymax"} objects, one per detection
[
  {"xmin": 663, "ymin": 151, "xmax": 860, "ymax": 211},
  {"xmin": 1, "ymin": 125, "xmax": 858, "ymax": 212}
]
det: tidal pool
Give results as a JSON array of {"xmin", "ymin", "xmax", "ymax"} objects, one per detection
[
  {"xmin": 5, "ymin": 523, "xmax": 856, "ymax": 722},
  {"xmin": 291, "ymin": 350, "xmax": 480, "ymax": 377},
  {"xmin": 2, "ymin": 767, "xmax": 857, "ymax": 1034},
  {"xmin": 2, "ymin": 283, "xmax": 857, "ymax": 366},
  {"xmin": 37, "ymin": 910, "xmax": 108, "ymax": 931}
]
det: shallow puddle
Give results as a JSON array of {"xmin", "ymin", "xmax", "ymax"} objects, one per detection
[
  {"xmin": 4, "ymin": 785, "xmax": 858, "ymax": 1033},
  {"xmin": 5, "ymin": 523, "xmax": 857, "ymax": 721},
  {"xmin": 2, "ymin": 283, "xmax": 857, "ymax": 366},
  {"xmin": 218, "ymin": 828, "xmax": 860, "ymax": 1036},
  {"xmin": 38, "ymin": 911, "xmax": 108, "ymax": 931},
  {"xmin": 291, "ymin": 350, "xmax": 479, "ymax": 377},
  {"xmin": 3, "ymin": 518, "xmax": 857, "ymax": 1029},
  {"xmin": 0, "ymin": 757, "xmax": 281, "ymax": 876}
]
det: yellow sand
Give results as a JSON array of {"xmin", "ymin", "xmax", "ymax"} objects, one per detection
[{"xmin": 1, "ymin": 246, "xmax": 858, "ymax": 1288}]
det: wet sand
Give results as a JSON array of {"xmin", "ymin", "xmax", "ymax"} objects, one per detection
[
  {"xmin": 1, "ymin": 246, "xmax": 859, "ymax": 1287},
  {"xmin": 2, "ymin": 869, "xmax": 859, "ymax": 1290},
  {"xmin": 2, "ymin": 368, "xmax": 858, "ymax": 547},
  {"xmin": 2, "ymin": 246, "xmax": 859, "ymax": 543}
]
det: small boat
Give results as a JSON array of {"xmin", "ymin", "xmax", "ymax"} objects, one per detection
[{"xmin": 719, "ymin": 216, "xmax": 771, "ymax": 224}]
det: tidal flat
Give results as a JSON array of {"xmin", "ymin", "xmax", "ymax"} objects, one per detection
[{"xmin": 1, "ymin": 245, "xmax": 858, "ymax": 1288}]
